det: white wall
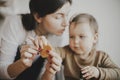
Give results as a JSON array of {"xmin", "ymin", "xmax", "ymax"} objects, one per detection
[
  {"xmin": 71, "ymin": 0, "xmax": 120, "ymax": 66},
  {"xmin": 0, "ymin": 0, "xmax": 30, "ymax": 15}
]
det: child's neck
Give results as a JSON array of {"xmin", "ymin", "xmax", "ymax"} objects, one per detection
[
  {"xmin": 73, "ymin": 49, "xmax": 96, "ymax": 65},
  {"xmin": 74, "ymin": 52, "xmax": 94, "ymax": 68},
  {"xmin": 76, "ymin": 48, "xmax": 96, "ymax": 61},
  {"xmin": 78, "ymin": 53, "xmax": 90, "ymax": 61}
]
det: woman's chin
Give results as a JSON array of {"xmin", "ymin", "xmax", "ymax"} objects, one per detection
[{"xmin": 55, "ymin": 33, "xmax": 63, "ymax": 36}]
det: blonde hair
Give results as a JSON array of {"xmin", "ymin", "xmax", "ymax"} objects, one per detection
[
  {"xmin": 70, "ymin": 13, "xmax": 99, "ymax": 50},
  {"xmin": 70, "ymin": 13, "xmax": 98, "ymax": 34}
]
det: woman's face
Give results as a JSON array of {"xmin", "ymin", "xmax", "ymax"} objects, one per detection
[{"xmin": 39, "ymin": 2, "xmax": 71, "ymax": 36}]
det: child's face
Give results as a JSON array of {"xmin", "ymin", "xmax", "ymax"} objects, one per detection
[{"xmin": 69, "ymin": 22, "xmax": 97, "ymax": 55}]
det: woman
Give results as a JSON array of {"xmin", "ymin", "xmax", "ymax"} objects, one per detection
[{"xmin": 0, "ymin": 0, "xmax": 72, "ymax": 80}]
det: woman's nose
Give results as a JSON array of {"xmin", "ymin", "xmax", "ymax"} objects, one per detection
[{"xmin": 62, "ymin": 17, "xmax": 69, "ymax": 27}]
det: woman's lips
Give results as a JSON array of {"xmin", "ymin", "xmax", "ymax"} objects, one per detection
[
  {"xmin": 58, "ymin": 29, "xmax": 65, "ymax": 34},
  {"xmin": 61, "ymin": 29, "xmax": 65, "ymax": 33}
]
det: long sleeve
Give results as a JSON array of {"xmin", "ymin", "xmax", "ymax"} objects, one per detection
[
  {"xmin": 0, "ymin": 15, "xmax": 26, "ymax": 79},
  {"xmin": 97, "ymin": 52, "xmax": 120, "ymax": 80}
]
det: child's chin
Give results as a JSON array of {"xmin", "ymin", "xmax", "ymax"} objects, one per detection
[{"xmin": 75, "ymin": 51, "xmax": 84, "ymax": 55}]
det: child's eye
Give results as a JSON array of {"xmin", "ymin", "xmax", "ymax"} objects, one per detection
[{"xmin": 79, "ymin": 36, "xmax": 85, "ymax": 39}]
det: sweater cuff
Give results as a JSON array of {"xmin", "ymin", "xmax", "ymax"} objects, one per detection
[
  {"xmin": 97, "ymin": 68, "xmax": 104, "ymax": 80},
  {"xmin": 6, "ymin": 65, "xmax": 16, "ymax": 79}
]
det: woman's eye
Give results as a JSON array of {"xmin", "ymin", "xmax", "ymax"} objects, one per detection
[
  {"xmin": 55, "ymin": 15, "xmax": 62, "ymax": 19},
  {"xmin": 70, "ymin": 36, "xmax": 74, "ymax": 39}
]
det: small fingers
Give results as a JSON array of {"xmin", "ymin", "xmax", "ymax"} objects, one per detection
[
  {"xmin": 85, "ymin": 74, "xmax": 93, "ymax": 80},
  {"xmin": 82, "ymin": 70, "xmax": 93, "ymax": 79},
  {"xmin": 81, "ymin": 66, "xmax": 96, "ymax": 79},
  {"xmin": 81, "ymin": 66, "xmax": 90, "ymax": 71}
]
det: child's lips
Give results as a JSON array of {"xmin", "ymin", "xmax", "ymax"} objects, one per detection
[
  {"xmin": 74, "ymin": 47, "xmax": 80, "ymax": 49},
  {"xmin": 74, "ymin": 48, "xmax": 83, "ymax": 52}
]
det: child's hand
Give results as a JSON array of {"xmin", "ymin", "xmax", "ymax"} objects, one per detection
[{"xmin": 81, "ymin": 66, "xmax": 99, "ymax": 80}]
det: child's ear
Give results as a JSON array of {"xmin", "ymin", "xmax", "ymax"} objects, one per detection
[
  {"xmin": 93, "ymin": 33, "xmax": 98, "ymax": 44},
  {"xmin": 33, "ymin": 13, "xmax": 42, "ymax": 23}
]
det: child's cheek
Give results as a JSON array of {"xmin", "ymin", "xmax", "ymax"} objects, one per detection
[{"xmin": 69, "ymin": 43, "xmax": 73, "ymax": 49}]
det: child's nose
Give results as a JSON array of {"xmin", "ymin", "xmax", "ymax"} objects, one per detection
[{"xmin": 74, "ymin": 37, "xmax": 80, "ymax": 44}]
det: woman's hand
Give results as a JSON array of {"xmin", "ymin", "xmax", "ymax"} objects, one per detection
[
  {"xmin": 33, "ymin": 36, "xmax": 62, "ymax": 74},
  {"xmin": 81, "ymin": 66, "xmax": 100, "ymax": 80},
  {"xmin": 46, "ymin": 50, "xmax": 62, "ymax": 74},
  {"xmin": 20, "ymin": 36, "xmax": 48, "ymax": 67},
  {"xmin": 7, "ymin": 43, "xmax": 38, "ymax": 78},
  {"xmin": 20, "ymin": 44, "xmax": 38, "ymax": 67},
  {"xmin": 41, "ymin": 50, "xmax": 62, "ymax": 80}
]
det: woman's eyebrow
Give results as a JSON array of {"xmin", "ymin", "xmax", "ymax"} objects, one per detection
[{"xmin": 55, "ymin": 13, "xmax": 63, "ymax": 15}]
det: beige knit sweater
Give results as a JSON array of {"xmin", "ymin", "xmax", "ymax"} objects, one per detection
[{"xmin": 55, "ymin": 45, "xmax": 120, "ymax": 80}]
